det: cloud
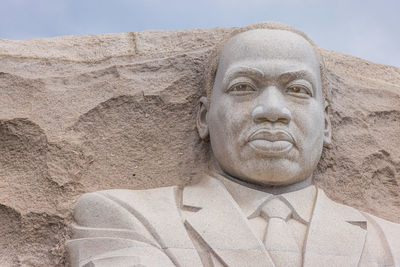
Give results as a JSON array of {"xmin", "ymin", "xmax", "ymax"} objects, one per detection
[{"xmin": 0, "ymin": 0, "xmax": 398, "ymax": 66}]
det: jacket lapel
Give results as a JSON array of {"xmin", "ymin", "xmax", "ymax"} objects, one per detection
[
  {"xmin": 182, "ymin": 175, "xmax": 276, "ymax": 267},
  {"xmin": 303, "ymin": 189, "xmax": 367, "ymax": 267}
]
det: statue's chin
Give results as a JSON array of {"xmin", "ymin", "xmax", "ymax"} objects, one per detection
[
  {"xmin": 212, "ymin": 150, "xmax": 317, "ymax": 188},
  {"xmin": 241, "ymin": 175, "xmax": 308, "ymax": 187},
  {"xmin": 222, "ymin": 164, "xmax": 313, "ymax": 188}
]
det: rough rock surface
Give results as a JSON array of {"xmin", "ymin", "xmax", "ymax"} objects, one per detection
[{"xmin": 0, "ymin": 27, "xmax": 399, "ymax": 266}]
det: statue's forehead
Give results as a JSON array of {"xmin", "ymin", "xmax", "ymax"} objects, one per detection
[{"xmin": 219, "ymin": 29, "xmax": 319, "ymax": 71}]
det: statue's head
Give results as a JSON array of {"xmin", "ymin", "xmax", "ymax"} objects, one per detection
[{"xmin": 197, "ymin": 22, "xmax": 332, "ymax": 186}]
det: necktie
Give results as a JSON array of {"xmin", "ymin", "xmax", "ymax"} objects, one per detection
[{"xmin": 260, "ymin": 197, "xmax": 302, "ymax": 267}]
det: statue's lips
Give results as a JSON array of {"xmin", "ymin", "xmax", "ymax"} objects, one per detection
[{"xmin": 247, "ymin": 129, "xmax": 294, "ymax": 155}]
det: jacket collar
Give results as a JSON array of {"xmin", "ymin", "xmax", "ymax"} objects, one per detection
[{"xmin": 303, "ymin": 189, "xmax": 367, "ymax": 267}]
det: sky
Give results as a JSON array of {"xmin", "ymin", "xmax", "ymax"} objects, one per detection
[{"xmin": 0, "ymin": 0, "xmax": 399, "ymax": 67}]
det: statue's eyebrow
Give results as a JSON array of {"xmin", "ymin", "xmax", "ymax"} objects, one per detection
[
  {"xmin": 278, "ymin": 70, "xmax": 317, "ymax": 88},
  {"xmin": 223, "ymin": 66, "xmax": 264, "ymax": 85}
]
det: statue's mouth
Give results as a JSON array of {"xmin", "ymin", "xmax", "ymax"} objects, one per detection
[{"xmin": 247, "ymin": 128, "xmax": 295, "ymax": 156}]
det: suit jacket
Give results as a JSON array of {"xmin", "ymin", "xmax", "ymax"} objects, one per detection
[{"xmin": 67, "ymin": 175, "xmax": 400, "ymax": 267}]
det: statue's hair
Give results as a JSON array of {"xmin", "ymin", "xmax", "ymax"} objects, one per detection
[{"xmin": 203, "ymin": 21, "xmax": 329, "ymax": 102}]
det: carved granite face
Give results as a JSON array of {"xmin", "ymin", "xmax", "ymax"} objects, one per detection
[{"xmin": 203, "ymin": 29, "xmax": 331, "ymax": 186}]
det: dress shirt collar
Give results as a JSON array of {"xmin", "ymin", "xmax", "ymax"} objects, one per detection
[{"xmin": 213, "ymin": 171, "xmax": 316, "ymax": 224}]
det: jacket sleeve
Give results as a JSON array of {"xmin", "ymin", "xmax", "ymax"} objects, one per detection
[{"xmin": 66, "ymin": 190, "xmax": 175, "ymax": 267}]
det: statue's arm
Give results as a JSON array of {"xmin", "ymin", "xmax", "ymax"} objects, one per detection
[
  {"xmin": 66, "ymin": 191, "xmax": 175, "ymax": 267},
  {"xmin": 361, "ymin": 212, "xmax": 400, "ymax": 266},
  {"xmin": 372, "ymin": 215, "xmax": 400, "ymax": 266}
]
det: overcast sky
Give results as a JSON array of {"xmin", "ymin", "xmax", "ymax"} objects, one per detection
[{"xmin": 1, "ymin": 0, "xmax": 399, "ymax": 67}]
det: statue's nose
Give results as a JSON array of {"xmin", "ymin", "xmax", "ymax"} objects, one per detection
[{"xmin": 251, "ymin": 86, "xmax": 292, "ymax": 124}]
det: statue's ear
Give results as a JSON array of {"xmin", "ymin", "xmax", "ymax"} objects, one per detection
[
  {"xmin": 197, "ymin": 97, "xmax": 209, "ymax": 139},
  {"xmin": 323, "ymin": 101, "xmax": 332, "ymax": 147}
]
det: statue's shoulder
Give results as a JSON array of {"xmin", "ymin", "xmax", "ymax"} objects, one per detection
[
  {"xmin": 318, "ymin": 188, "xmax": 400, "ymax": 232},
  {"xmin": 68, "ymin": 186, "xmax": 184, "ymax": 266},
  {"xmin": 76, "ymin": 185, "xmax": 178, "ymax": 207},
  {"xmin": 316, "ymin": 188, "xmax": 400, "ymax": 264},
  {"xmin": 315, "ymin": 188, "xmax": 366, "ymax": 221},
  {"xmin": 73, "ymin": 185, "xmax": 180, "ymax": 229}
]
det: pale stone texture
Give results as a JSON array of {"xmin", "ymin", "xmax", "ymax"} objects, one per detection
[{"xmin": 0, "ymin": 26, "xmax": 399, "ymax": 266}]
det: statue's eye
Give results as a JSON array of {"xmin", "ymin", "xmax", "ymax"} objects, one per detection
[
  {"xmin": 228, "ymin": 83, "xmax": 256, "ymax": 94},
  {"xmin": 286, "ymin": 84, "xmax": 312, "ymax": 97}
]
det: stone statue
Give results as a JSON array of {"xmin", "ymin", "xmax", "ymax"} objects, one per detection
[{"xmin": 66, "ymin": 23, "xmax": 400, "ymax": 267}]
